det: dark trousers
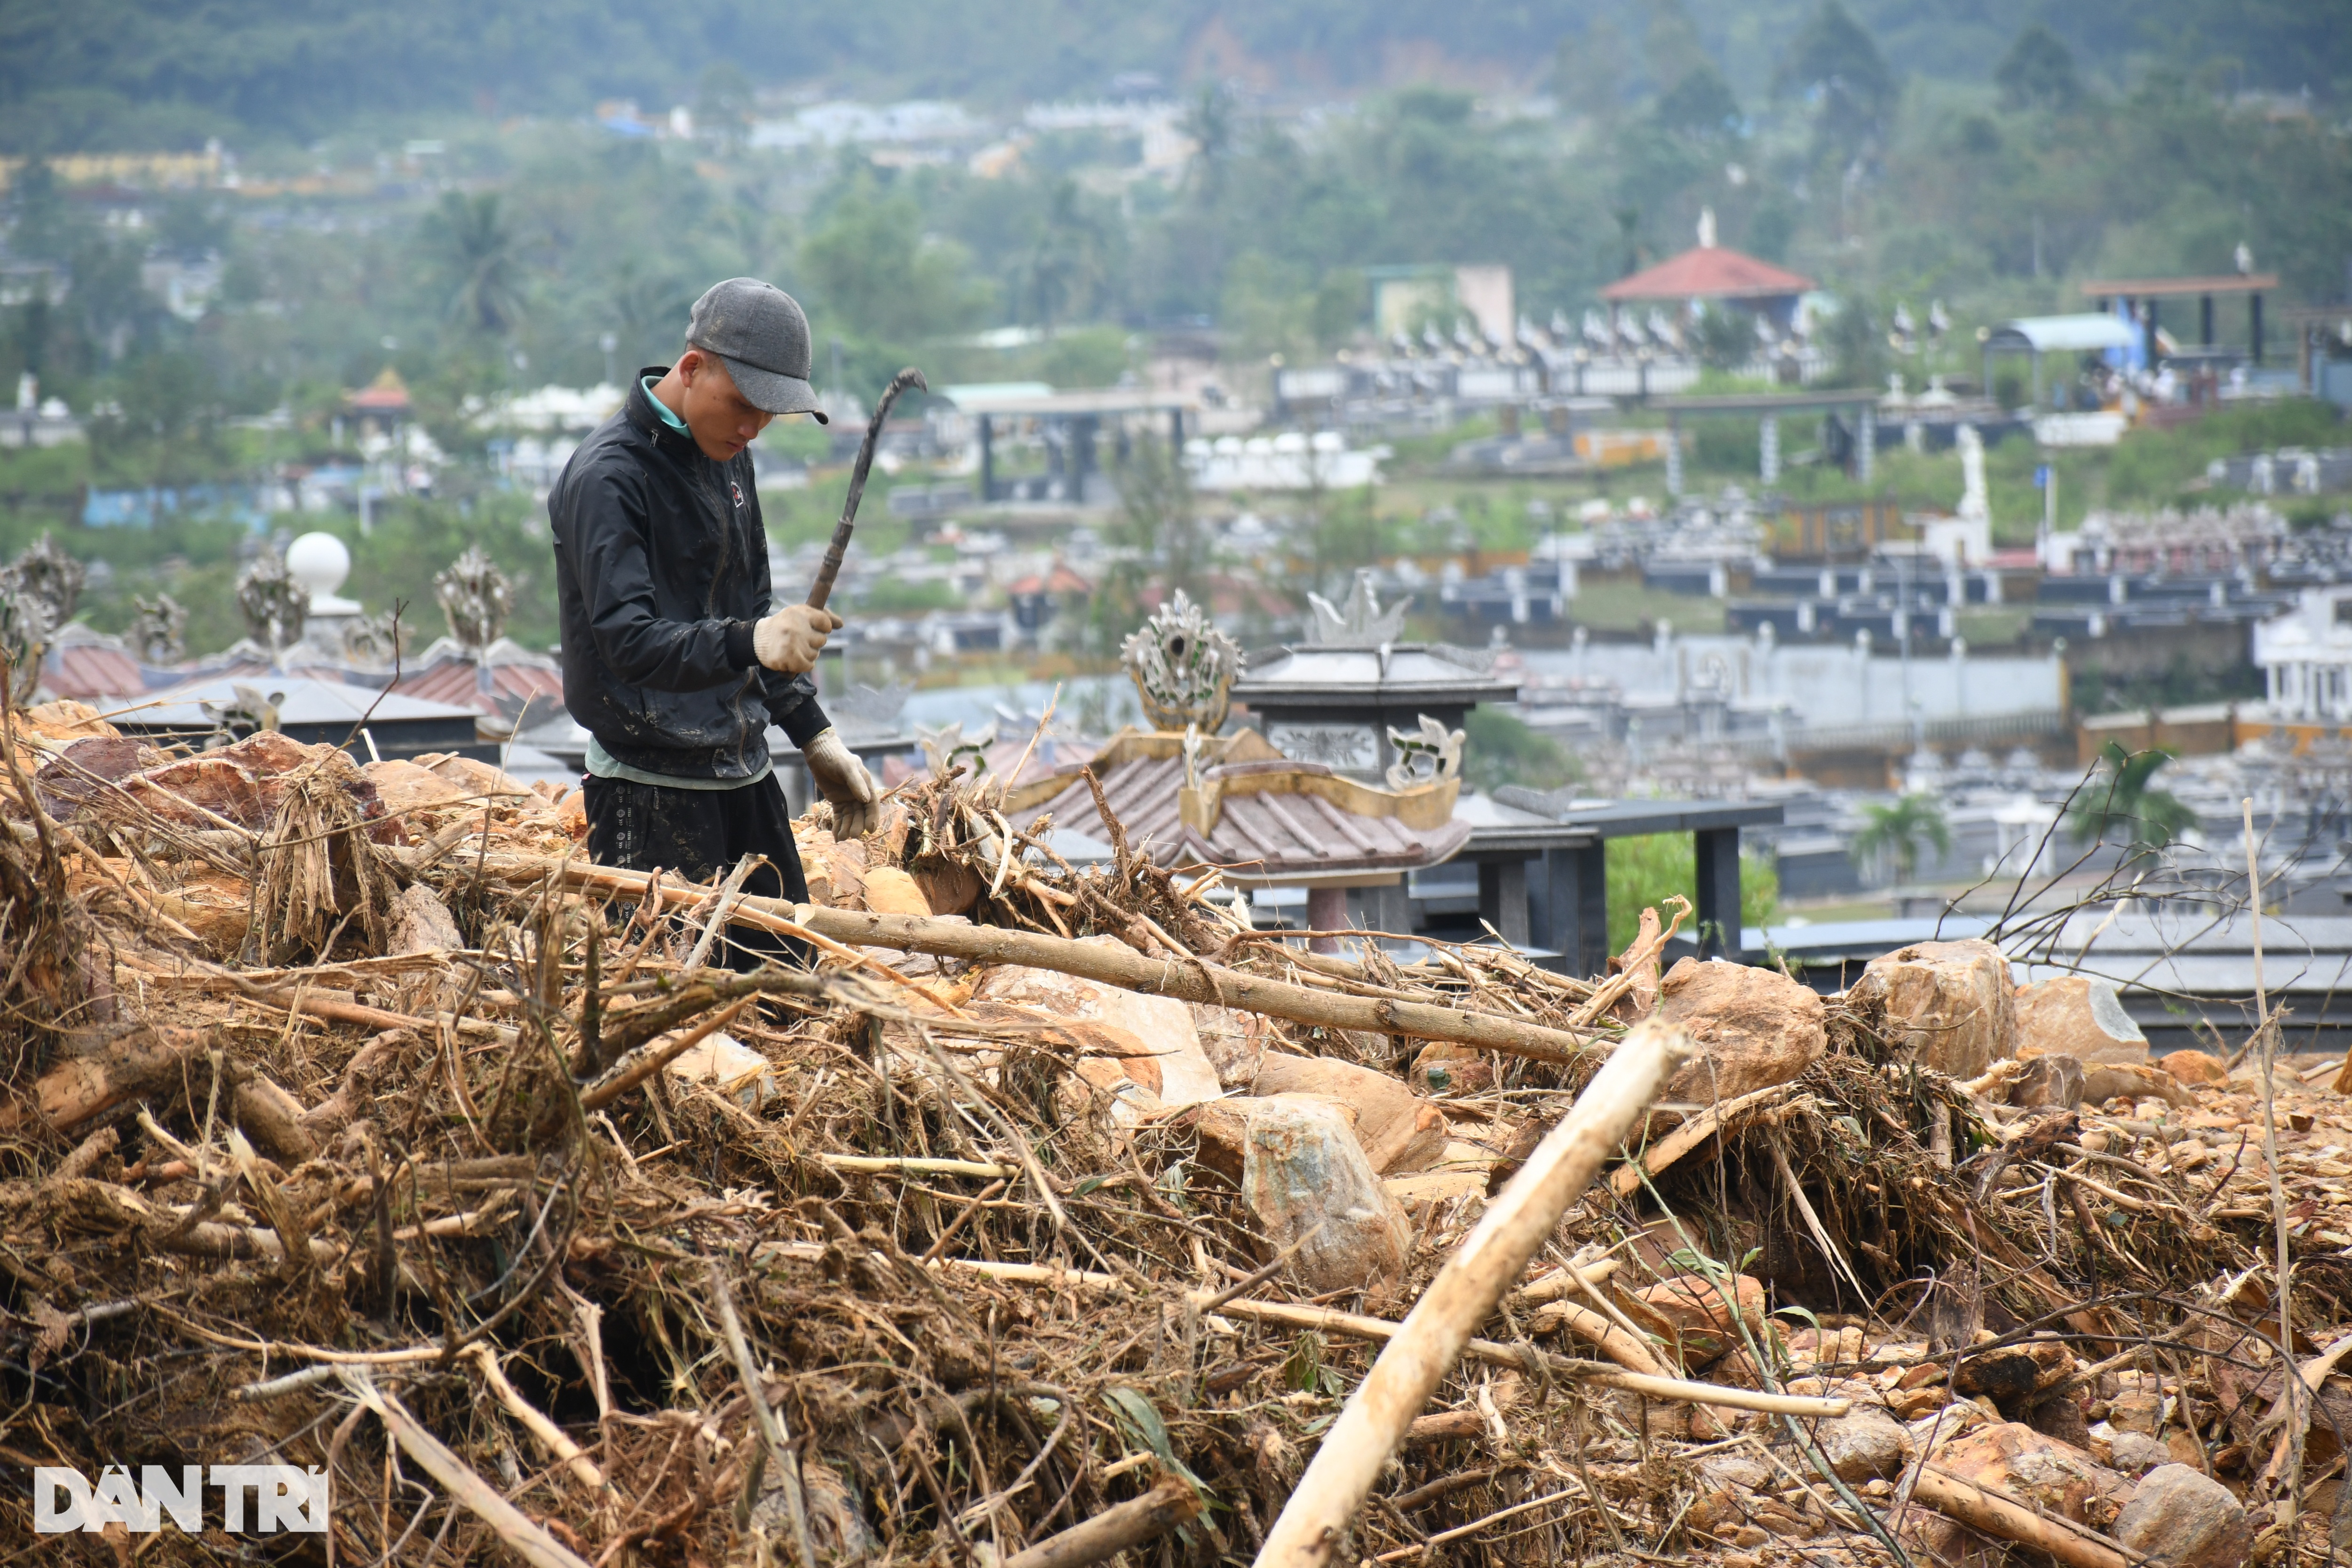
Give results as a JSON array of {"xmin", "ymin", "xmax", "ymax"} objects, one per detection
[{"xmin": 581, "ymin": 772, "xmax": 810, "ymax": 969}]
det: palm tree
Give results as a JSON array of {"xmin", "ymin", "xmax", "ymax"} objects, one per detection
[
  {"xmin": 424, "ymin": 192, "xmax": 523, "ymax": 335},
  {"xmin": 1852, "ymin": 793, "xmax": 1951, "ymax": 884},
  {"xmin": 2073, "ymin": 742, "xmax": 2198, "ymax": 848}
]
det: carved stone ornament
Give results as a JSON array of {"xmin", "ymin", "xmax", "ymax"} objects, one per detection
[
  {"xmin": 1385, "ymin": 714, "xmax": 1465, "ymax": 790},
  {"xmin": 917, "ymin": 720, "xmax": 997, "ymax": 780},
  {"xmin": 1121, "ymin": 589, "xmax": 1242, "ymax": 733},
  {"xmin": 130, "ymin": 592, "xmax": 187, "ymax": 665},
  {"xmin": 6, "ymin": 533, "xmax": 85, "ymax": 629},
  {"xmin": 236, "ymin": 545, "xmax": 307, "ymax": 653},
  {"xmin": 200, "ymin": 683, "xmax": 286, "ymax": 746},
  {"xmin": 435, "ymin": 546, "xmax": 513, "ymax": 653},
  {"xmin": 0, "ymin": 586, "xmax": 47, "ymax": 707},
  {"xmin": 1305, "ymin": 569, "xmax": 1409, "ymax": 648}
]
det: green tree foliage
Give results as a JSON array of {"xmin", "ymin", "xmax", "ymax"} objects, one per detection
[
  {"xmin": 421, "ymin": 192, "xmax": 523, "ymax": 338},
  {"xmin": 1462, "ymin": 708, "xmax": 1579, "ymax": 796},
  {"xmin": 1654, "ymin": 65, "xmax": 1741, "ymax": 140},
  {"xmin": 1773, "ymin": 0, "xmax": 1898, "ymax": 161},
  {"xmin": 1085, "ymin": 433, "xmax": 1204, "ymax": 658},
  {"xmin": 799, "ymin": 178, "xmax": 989, "ymax": 348},
  {"xmin": 1851, "ymin": 793, "xmax": 1952, "ymax": 884},
  {"xmin": 2073, "ymin": 743, "xmax": 2199, "ymax": 849},
  {"xmin": 1995, "ymin": 25, "xmax": 2083, "ymax": 113},
  {"xmin": 1605, "ymin": 833, "xmax": 1780, "ymax": 955}
]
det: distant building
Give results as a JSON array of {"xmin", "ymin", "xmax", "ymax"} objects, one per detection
[{"xmin": 1599, "ymin": 223, "xmax": 1815, "ymax": 337}]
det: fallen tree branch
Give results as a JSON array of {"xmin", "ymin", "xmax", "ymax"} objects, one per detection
[
  {"xmin": 520, "ymin": 860, "xmax": 1602, "ymax": 1064},
  {"xmin": 1907, "ymin": 1466, "xmax": 2135, "ymax": 1568},
  {"xmin": 342, "ymin": 1371, "xmax": 596, "ymax": 1568},
  {"xmin": 1252, "ymin": 1019, "xmax": 1687, "ymax": 1568},
  {"xmin": 1001, "ymin": 1475, "xmax": 1201, "ymax": 1568}
]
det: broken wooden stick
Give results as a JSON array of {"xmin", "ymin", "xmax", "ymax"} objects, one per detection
[
  {"xmin": 747, "ymin": 1239, "xmax": 1846, "ymax": 1419},
  {"xmin": 1907, "ymin": 1466, "xmax": 2132, "ymax": 1568},
  {"xmin": 1252, "ymin": 1019, "xmax": 1688, "ymax": 1568},
  {"xmin": 1002, "ymin": 1475, "xmax": 1202, "ymax": 1568},
  {"xmin": 1200, "ymin": 1294, "xmax": 1845, "ymax": 1418},
  {"xmin": 1606, "ymin": 1081, "xmax": 1798, "ymax": 1198},
  {"xmin": 342, "ymin": 1372, "xmax": 595, "ymax": 1568},
  {"xmin": 576, "ymin": 996, "xmax": 756, "ymax": 1112}
]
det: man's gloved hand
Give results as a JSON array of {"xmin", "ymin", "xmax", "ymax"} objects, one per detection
[
  {"xmin": 754, "ymin": 604, "xmax": 842, "ymax": 673},
  {"xmin": 803, "ymin": 728, "xmax": 880, "ymax": 838}
]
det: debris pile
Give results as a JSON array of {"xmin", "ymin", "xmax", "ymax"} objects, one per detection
[{"xmin": 0, "ymin": 698, "xmax": 2344, "ymax": 1568}]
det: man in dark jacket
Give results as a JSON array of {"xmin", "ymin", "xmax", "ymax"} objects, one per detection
[{"xmin": 550, "ymin": 278, "xmax": 877, "ymax": 963}]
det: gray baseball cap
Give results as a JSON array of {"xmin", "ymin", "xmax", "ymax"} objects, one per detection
[{"xmin": 686, "ymin": 278, "xmax": 828, "ymax": 422}]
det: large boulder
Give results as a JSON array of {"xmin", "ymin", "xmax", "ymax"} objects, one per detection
[
  {"xmin": 1190, "ymin": 1003, "xmax": 1271, "ymax": 1091},
  {"xmin": 971, "ymin": 944, "xmax": 1224, "ymax": 1122},
  {"xmin": 1654, "ymin": 958, "xmax": 1827, "ymax": 1105},
  {"xmin": 1819, "ymin": 1404, "xmax": 1907, "ymax": 1482},
  {"xmin": 1631, "ymin": 1272, "xmax": 1767, "ymax": 1366},
  {"xmin": 1232, "ymin": 1095, "xmax": 1413, "ymax": 1294},
  {"xmin": 2113, "ymin": 1465, "xmax": 2253, "ymax": 1568},
  {"xmin": 1850, "ymin": 939, "xmax": 2015, "ymax": 1077},
  {"xmin": 1901, "ymin": 1422, "xmax": 2128, "ymax": 1567},
  {"xmin": 2014, "ymin": 975, "xmax": 2147, "ymax": 1065},
  {"xmin": 1251, "ymin": 1054, "xmax": 1449, "ymax": 1174}
]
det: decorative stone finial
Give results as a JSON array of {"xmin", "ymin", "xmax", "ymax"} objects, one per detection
[
  {"xmin": 435, "ymin": 546, "xmax": 512, "ymax": 653},
  {"xmin": 236, "ymin": 545, "xmax": 306, "ymax": 653},
  {"xmin": 130, "ymin": 593, "xmax": 187, "ymax": 665},
  {"xmin": 917, "ymin": 720, "xmax": 996, "ymax": 780},
  {"xmin": 7, "ymin": 533, "xmax": 84, "ymax": 629},
  {"xmin": 0, "ymin": 587, "xmax": 46, "ymax": 707},
  {"xmin": 1385, "ymin": 714, "xmax": 1465, "ymax": 790},
  {"xmin": 1304, "ymin": 570, "xmax": 1409, "ymax": 648},
  {"xmin": 1122, "ymin": 589, "xmax": 1242, "ymax": 733}
]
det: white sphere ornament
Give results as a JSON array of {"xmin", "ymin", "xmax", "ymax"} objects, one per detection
[{"xmin": 286, "ymin": 532, "xmax": 361, "ymax": 614}]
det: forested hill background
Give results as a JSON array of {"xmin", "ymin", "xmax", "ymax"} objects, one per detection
[{"xmin": 3, "ymin": 0, "xmax": 2346, "ymax": 151}]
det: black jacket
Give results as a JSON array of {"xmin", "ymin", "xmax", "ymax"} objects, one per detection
[{"xmin": 550, "ymin": 370, "xmax": 828, "ymax": 780}]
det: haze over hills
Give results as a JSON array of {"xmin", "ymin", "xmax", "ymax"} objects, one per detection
[{"xmin": 2, "ymin": 0, "xmax": 2344, "ymax": 151}]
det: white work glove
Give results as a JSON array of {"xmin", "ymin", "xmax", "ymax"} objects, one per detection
[
  {"xmin": 803, "ymin": 727, "xmax": 880, "ymax": 838},
  {"xmin": 754, "ymin": 604, "xmax": 842, "ymax": 674}
]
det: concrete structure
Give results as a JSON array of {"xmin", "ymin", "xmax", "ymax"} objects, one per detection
[
  {"xmin": 933, "ymin": 385, "xmax": 1193, "ymax": 507},
  {"xmin": 2082, "ymin": 272, "xmax": 2280, "ymax": 368},
  {"xmin": 1980, "ymin": 315, "xmax": 2139, "ymax": 410},
  {"xmin": 2254, "ymin": 586, "xmax": 2352, "ymax": 722}
]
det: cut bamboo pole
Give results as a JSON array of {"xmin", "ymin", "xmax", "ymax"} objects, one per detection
[
  {"xmin": 1251, "ymin": 1020, "xmax": 1689, "ymax": 1568},
  {"xmin": 515, "ymin": 859, "xmax": 1602, "ymax": 1064}
]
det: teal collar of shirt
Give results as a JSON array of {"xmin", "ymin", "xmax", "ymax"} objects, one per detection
[{"xmin": 642, "ymin": 375, "xmax": 691, "ymax": 435}]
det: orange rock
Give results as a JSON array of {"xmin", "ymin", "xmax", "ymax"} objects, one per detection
[
  {"xmin": 1902, "ymin": 1421, "xmax": 2127, "ymax": 1567},
  {"xmin": 1849, "ymin": 938, "xmax": 2016, "ymax": 1077},
  {"xmin": 1655, "ymin": 957, "xmax": 1827, "ymax": 1102},
  {"xmin": 862, "ymin": 867, "xmax": 931, "ymax": 917},
  {"xmin": 2160, "ymin": 1049, "xmax": 2227, "ymax": 1087},
  {"xmin": 1250, "ymin": 1053, "xmax": 1450, "ymax": 1175},
  {"xmin": 1634, "ymin": 1273, "xmax": 1767, "ymax": 1366}
]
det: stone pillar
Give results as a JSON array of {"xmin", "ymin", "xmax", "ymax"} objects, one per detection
[
  {"xmin": 1858, "ymin": 404, "xmax": 1877, "ymax": 482},
  {"xmin": 1305, "ymin": 884, "xmax": 1348, "ymax": 955},
  {"xmin": 1534, "ymin": 842, "xmax": 1608, "ymax": 977},
  {"xmin": 1759, "ymin": 415, "xmax": 1780, "ymax": 483},
  {"xmin": 978, "ymin": 413, "xmax": 995, "ymax": 502},
  {"xmin": 1665, "ymin": 415, "xmax": 1685, "ymax": 496},
  {"xmin": 1478, "ymin": 859, "xmax": 1530, "ymax": 949},
  {"xmin": 1693, "ymin": 827, "xmax": 1744, "ymax": 960}
]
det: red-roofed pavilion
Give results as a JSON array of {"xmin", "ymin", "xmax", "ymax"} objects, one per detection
[{"xmin": 1600, "ymin": 222, "xmax": 1815, "ymax": 341}]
